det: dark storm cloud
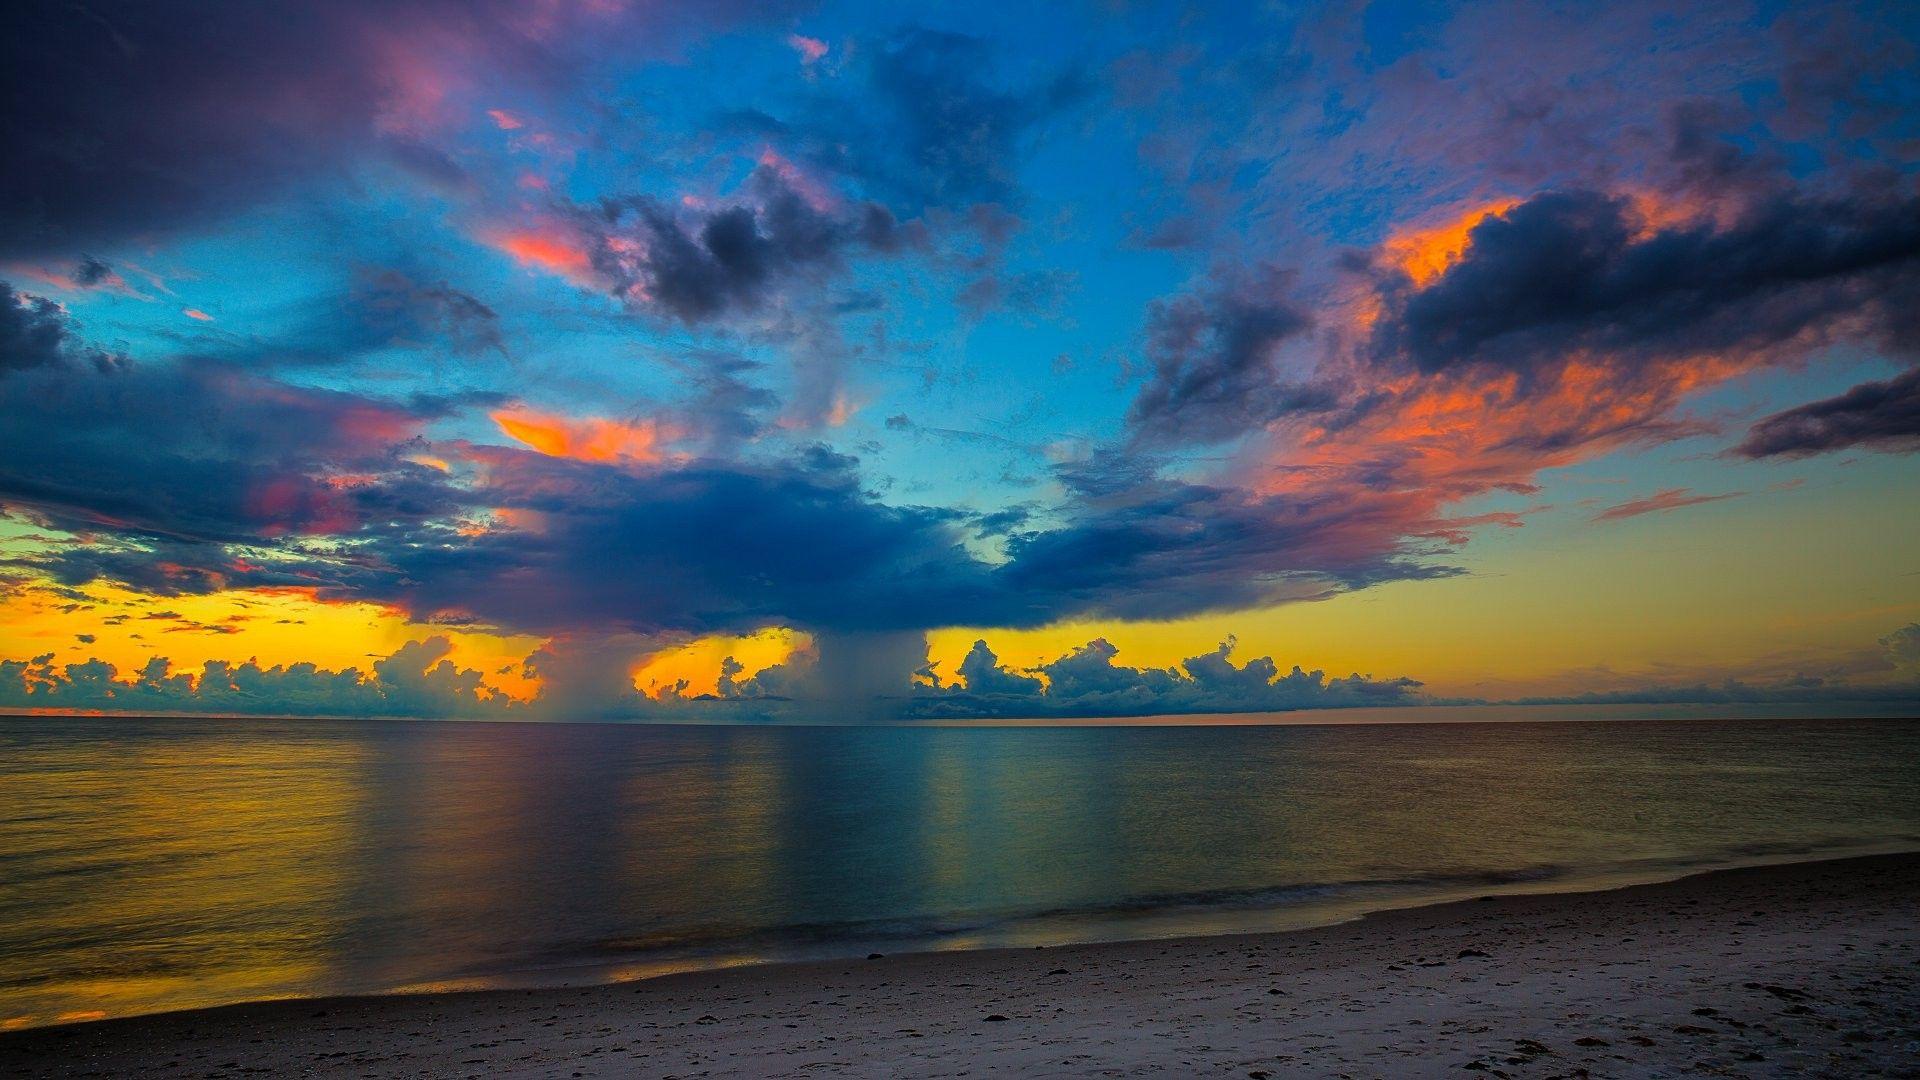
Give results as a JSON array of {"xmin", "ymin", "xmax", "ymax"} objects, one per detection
[
  {"xmin": 0, "ymin": 310, "xmax": 1322, "ymax": 639},
  {"xmin": 570, "ymin": 165, "xmax": 918, "ymax": 324},
  {"xmin": 0, "ymin": 348, "xmax": 456, "ymax": 555},
  {"xmin": 0, "ymin": 2, "xmax": 377, "ymax": 258},
  {"xmin": 1734, "ymin": 366, "xmax": 1920, "ymax": 458},
  {"xmin": 1, "ymin": 282, "xmax": 124, "ymax": 372},
  {"xmin": 377, "ymin": 447, "xmax": 1007, "ymax": 636},
  {"xmin": 1125, "ymin": 269, "xmax": 1328, "ymax": 447},
  {"xmin": 995, "ymin": 465, "xmax": 1460, "ymax": 625},
  {"xmin": 0, "ymin": 1, "xmax": 787, "ymax": 260},
  {"xmin": 7, "ymin": 386, "xmax": 1453, "ymax": 638},
  {"xmin": 312, "ymin": 436, "xmax": 1461, "ymax": 642},
  {"xmin": 1373, "ymin": 188, "xmax": 1920, "ymax": 375}
]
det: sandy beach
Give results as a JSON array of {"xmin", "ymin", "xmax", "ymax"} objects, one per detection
[{"xmin": 4, "ymin": 852, "xmax": 1916, "ymax": 1078}]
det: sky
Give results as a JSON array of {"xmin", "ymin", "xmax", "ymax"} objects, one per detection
[{"xmin": 1, "ymin": 0, "xmax": 1918, "ymax": 721}]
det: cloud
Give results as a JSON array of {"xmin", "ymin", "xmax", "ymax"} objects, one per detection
[
  {"xmin": 1371, "ymin": 188, "xmax": 1920, "ymax": 376},
  {"xmin": 1, "ymin": 282, "xmax": 125, "ymax": 372},
  {"xmin": 4, "ymin": 308, "xmax": 1459, "ymax": 640},
  {"xmin": 486, "ymin": 162, "xmax": 915, "ymax": 324},
  {"xmin": 786, "ymin": 34, "xmax": 829, "ymax": 67},
  {"xmin": 1735, "ymin": 365, "xmax": 1920, "ymax": 458},
  {"xmin": 805, "ymin": 27, "xmax": 1092, "ymax": 213},
  {"xmin": 911, "ymin": 636, "xmax": 1424, "ymax": 719},
  {"xmin": 953, "ymin": 639, "xmax": 1043, "ymax": 697},
  {"xmin": 491, "ymin": 407, "xmax": 679, "ymax": 467},
  {"xmin": 1100, "ymin": 175, "xmax": 1920, "ymax": 615},
  {"xmin": 1885, "ymin": 623, "xmax": 1920, "ymax": 668},
  {"xmin": 348, "ymin": 270, "xmax": 505, "ymax": 358},
  {"xmin": 0, "ymin": 1, "xmax": 785, "ymax": 259},
  {"xmin": 0, "ymin": 353, "xmax": 448, "ymax": 549},
  {"xmin": 1592, "ymin": 487, "xmax": 1745, "ymax": 522},
  {"xmin": 0, "ymin": 637, "xmax": 513, "ymax": 718},
  {"xmin": 369, "ymin": 446, "xmax": 1006, "ymax": 637},
  {"xmin": 1125, "ymin": 268, "xmax": 1328, "ymax": 447}
]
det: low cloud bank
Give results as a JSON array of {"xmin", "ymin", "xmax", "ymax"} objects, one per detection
[
  {"xmin": 0, "ymin": 638, "xmax": 512, "ymax": 718},
  {"xmin": 9, "ymin": 625, "xmax": 1918, "ymax": 722},
  {"xmin": 900, "ymin": 638, "xmax": 1423, "ymax": 719},
  {"xmin": 0, "ymin": 634, "xmax": 1420, "ymax": 721}
]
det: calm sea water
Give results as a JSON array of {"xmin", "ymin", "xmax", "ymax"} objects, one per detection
[{"xmin": 2, "ymin": 713, "xmax": 1918, "ymax": 1027}]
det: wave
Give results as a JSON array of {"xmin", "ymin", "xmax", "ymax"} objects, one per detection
[{"xmin": 451, "ymin": 833, "xmax": 1920, "ymax": 986}]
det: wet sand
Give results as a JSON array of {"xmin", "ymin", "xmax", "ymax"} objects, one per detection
[{"xmin": 3, "ymin": 852, "xmax": 1916, "ymax": 1077}]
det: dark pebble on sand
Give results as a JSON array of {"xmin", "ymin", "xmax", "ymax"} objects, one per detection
[{"xmin": 984, "ymin": 1014, "xmax": 1009, "ymax": 1022}]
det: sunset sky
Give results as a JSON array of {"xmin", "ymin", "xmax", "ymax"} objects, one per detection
[{"xmin": 2, "ymin": 0, "xmax": 1917, "ymax": 720}]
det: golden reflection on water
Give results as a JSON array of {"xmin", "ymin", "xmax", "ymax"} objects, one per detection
[
  {"xmin": 0, "ymin": 722, "xmax": 370, "ymax": 1025},
  {"xmin": 1, "ymin": 715, "xmax": 1916, "ymax": 1028}
]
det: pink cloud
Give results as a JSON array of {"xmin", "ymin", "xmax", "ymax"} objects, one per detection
[
  {"xmin": 787, "ymin": 33, "xmax": 829, "ymax": 65},
  {"xmin": 1592, "ymin": 488, "xmax": 1746, "ymax": 522}
]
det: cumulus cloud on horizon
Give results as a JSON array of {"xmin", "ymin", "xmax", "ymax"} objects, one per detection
[{"xmin": 9, "ymin": 622, "xmax": 1920, "ymax": 722}]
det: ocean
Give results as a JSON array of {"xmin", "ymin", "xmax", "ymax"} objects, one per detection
[{"xmin": 3, "ymin": 712, "xmax": 1917, "ymax": 1027}]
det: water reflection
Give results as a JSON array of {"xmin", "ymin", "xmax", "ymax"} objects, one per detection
[{"xmin": 1, "ymin": 715, "xmax": 1916, "ymax": 1026}]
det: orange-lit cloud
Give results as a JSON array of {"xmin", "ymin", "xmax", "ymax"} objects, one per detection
[
  {"xmin": 491, "ymin": 407, "xmax": 681, "ymax": 466},
  {"xmin": 1379, "ymin": 197, "xmax": 1521, "ymax": 286},
  {"xmin": 1231, "ymin": 187, "xmax": 1772, "ymax": 568},
  {"xmin": 479, "ymin": 224, "xmax": 599, "ymax": 287}
]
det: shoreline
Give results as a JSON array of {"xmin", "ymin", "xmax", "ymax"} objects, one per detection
[
  {"xmin": 6, "ymin": 850, "xmax": 1917, "ymax": 1076},
  {"xmin": 7, "ymin": 841, "xmax": 1917, "ymax": 1033}
]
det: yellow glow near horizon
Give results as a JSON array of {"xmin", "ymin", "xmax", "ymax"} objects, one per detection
[
  {"xmin": 5, "ymin": 458, "xmax": 1915, "ymax": 708},
  {"xmin": 929, "ymin": 470, "xmax": 1920, "ymax": 698},
  {"xmin": 0, "ymin": 581, "xmax": 544, "ymax": 702},
  {"xmin": 631, "ymin": 627, "xmax": 806, "ymax": 697}
]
